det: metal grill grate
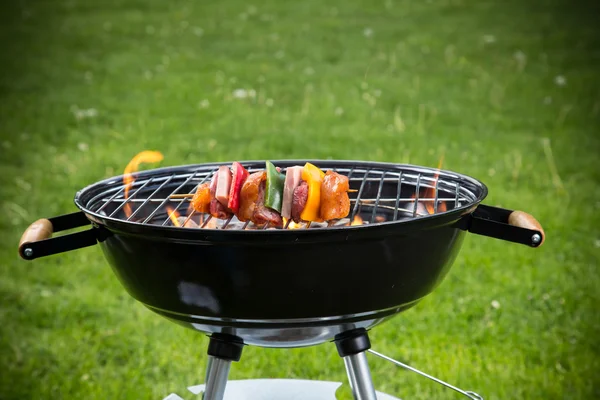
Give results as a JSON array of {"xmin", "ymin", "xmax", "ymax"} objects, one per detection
[{"xmin": 83, "ymin": 163, "xmax": 479, "ymax": 230}]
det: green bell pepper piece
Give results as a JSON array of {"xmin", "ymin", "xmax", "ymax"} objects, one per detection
[{"xmin": 265, "ymin": 161, "xmax": 285, "ymax": 212}]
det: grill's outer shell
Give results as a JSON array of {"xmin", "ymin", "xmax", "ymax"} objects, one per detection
[{"xmin": 75, "ymin": 160, "xmax": 487, "ymax": 347}]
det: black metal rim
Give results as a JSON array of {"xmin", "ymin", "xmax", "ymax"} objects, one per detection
[{"xmin": 73, "ymin": 160, "xmax": 488, "ymax": 243}]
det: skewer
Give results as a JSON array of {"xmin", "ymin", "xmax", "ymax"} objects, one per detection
[
  {"xmin": 175, "ymin": 190, "xmax": 355, "ymax": 197},
  {"xmin": 172, "ymin": 189, "xmax": 356, "ymax": 199},
  {"xmin": 170, "ymin": 193, "xmax": 194, "ymax": 199},
  {"xmin": 169, "ymin": 164, "xmax": 354, "ymax": 229}
]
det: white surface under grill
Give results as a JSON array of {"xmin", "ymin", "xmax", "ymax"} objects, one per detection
[{"xmin": 162, "ymin": 379, "xmax": 401, "ymax": 400}]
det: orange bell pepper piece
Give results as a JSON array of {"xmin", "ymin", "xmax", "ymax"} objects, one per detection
[{"xmin": 300, "ymin": 162, "xmax": 325, "ymax": 222}]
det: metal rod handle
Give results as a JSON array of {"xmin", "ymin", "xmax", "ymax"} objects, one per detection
[
  {"xmin": 468, "ymin": 204, "xmax": 544, "ymax": 248},
  {"xmin": 368, "ymin": 349, "xmax": 483, "ymax": 400},
  {"xmin": 18, "ymin": 212, "xmax": 98, "ymax": 260}
]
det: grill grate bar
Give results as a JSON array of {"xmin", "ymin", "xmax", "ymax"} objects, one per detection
[
  {"xmin": 434, "ymin": 176, "xmax": 440, "ymax": 214},
  {"xmin": 346, "ymin": 167, "xmax": 355, "ymax": 181},
  {"xmin": 455, "ymin": 182, "xmax": 461, "ymax": 209},
  {"xmin": 371, "ymin": 172, "xmax": 386, "ymax": 223},
  {"xmin": 221, "ymin": 215, "xmax": 234, "ymax": 229},
  {"xmin": 159, "ymin": 169, "xmax": 216, "ymax": 226},
  {"xmin": 181, "ymin": 209, "xmax": 197, "ymax": 228},
  {"xmin": 412, "ymin": 173, "xmax": 422, "ymax": 217},
  {"xmin": 201, "ymin": 215, "xmax": 213, "ymax": 228},
  {"xmin": 393, "ymin": 172, "xmax": 403, "ymax": 221},
  {"xmin": 181, "ymin": 170, "xmax": 461, "ymax": 187},
  {"xmin": 127, "ymin": 174, "xmax": 176, "ymax": 222},
  {"xmin": 350, "ymin": 168, "xmax": 371, "ymax": 220},
  {"xmin": 96, "ymin": 187, "xmax": 125, "ymax": 214},
  {"xmin": 144, "ymin": 168, "xmax": 215, "ymax": 225},
  {"xmin": 160, "ymin": 199, "xmax": 187, "ymax": 226},
  {"xmin": 108, "ymin": 178, "xmax": 155, "ymax": 218},
  {"xmin": 364, "ymin": 203, "xmax": 432, "ymax": 215},
  {"xmin": 347, "ymin": 176, "xmax": 449, "ymax": 183},
  {"xmin": 99, "ymin": 196, "xmax": 462, "ymax": 204}
]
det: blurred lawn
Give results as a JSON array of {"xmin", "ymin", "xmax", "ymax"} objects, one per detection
[{"xmin": 1, "ymin": 0, "xmax": 599, "ymax": 399}]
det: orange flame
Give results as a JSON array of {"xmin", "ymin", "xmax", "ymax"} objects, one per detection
[
  {"xmin": 166, "ymin": 206, "xmax": 181, "ymax": 227},
  {"xmin": 123, "ymin": 151, "xmax": 164, "ymax": 217},
  {"xmin": 412, "ymin": 155, "xmax": 447, "ymax": 215},
  {"xmin": 351, "ymin": 215, "xmax": 364, "ymax": 225},
  {"xmin": 284, "ymin": 218, "xmax": 303, "ymax": 229}
]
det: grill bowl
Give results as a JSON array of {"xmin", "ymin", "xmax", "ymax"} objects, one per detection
[{"xmin": 71, "ymin": 160, "xmax": 487, "ymax": 347}]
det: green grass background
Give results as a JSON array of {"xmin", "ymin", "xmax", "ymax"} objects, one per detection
[{"xmin": 1, "ymin": 0, "xmax": 599, "ymax": 399}]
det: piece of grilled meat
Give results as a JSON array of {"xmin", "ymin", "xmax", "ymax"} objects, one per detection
[{"xmin": 319, "ymin": 171, "xmax": 350, "ymax": 221}]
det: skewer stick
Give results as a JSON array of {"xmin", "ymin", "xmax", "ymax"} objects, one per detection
[{"xmin": 173, "ymin": 189, "xmax": 356, "ymax": 198}]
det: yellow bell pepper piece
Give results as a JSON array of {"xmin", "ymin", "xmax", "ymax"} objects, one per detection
[{"xmin": 300, "ymin": 162, "xmax": 325, "ymax": 222}]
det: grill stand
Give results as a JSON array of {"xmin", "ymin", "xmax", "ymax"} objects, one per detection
[
  {"xmin": 201, "ymin": 329, "xmax": 378, "ymax": 400},
  {"xmin": 335, "ymin": 329, "xmax": 378, "ymax": 400},
  {"xmin": 203, "ymin": 334, "xmax": 244, "ymax": 400},
  {"xmin": 197, "ymin": 329, "xmax": 483, "ymax": 400}
]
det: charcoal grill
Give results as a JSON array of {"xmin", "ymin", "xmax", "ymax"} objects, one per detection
[{"xmin": 18, "ymin": 160, "xmax": 545, "ymax": 400}]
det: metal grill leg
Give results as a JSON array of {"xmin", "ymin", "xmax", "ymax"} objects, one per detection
[
  {"xmin": 343, "ymin": 352, "xmax": 377, "ymax": 400},
  {"xmin": 202, "ymin": 334, "xmax": 244, "ymax": 400},
  {"xmin": 335, "ymin": 329, "xmax": 378, "ymax": 400},
  {"xmin": 203, "ymin": 356, "xmax": 232, "ymax": 400}
]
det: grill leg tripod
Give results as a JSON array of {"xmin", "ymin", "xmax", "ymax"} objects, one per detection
[
  {"xmin": 202, "ymin": 334, "xmax": 243, "ymax": 400},
  {"xmin": 335, "ymin": 329, "xmax": 378, "ymax": 400},
  {"xmin": 201, "ymin": 330, "xmax": 378, "ymax": 400}
]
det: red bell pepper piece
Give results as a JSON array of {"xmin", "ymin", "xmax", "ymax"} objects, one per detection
[{"xmin": 228, "ymin": 162, "xmax": 249, "ymax": 213}]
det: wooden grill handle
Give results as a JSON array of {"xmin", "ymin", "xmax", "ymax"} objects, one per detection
[
  {"xmin": 19, "ymin": 219, "xmax": 53, "ymax": 258},
  {"xmin": 508, "ymin": 211, "xmax": 545, "ymax": 246}
]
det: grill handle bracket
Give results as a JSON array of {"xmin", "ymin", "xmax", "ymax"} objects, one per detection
[
  {"xmin": 467, "ymin": 204, "xmax": 545, "ymax": 247},
  {"xmin": 19, "ymin": 211, "xmax": 99, "ymax": 260}
]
